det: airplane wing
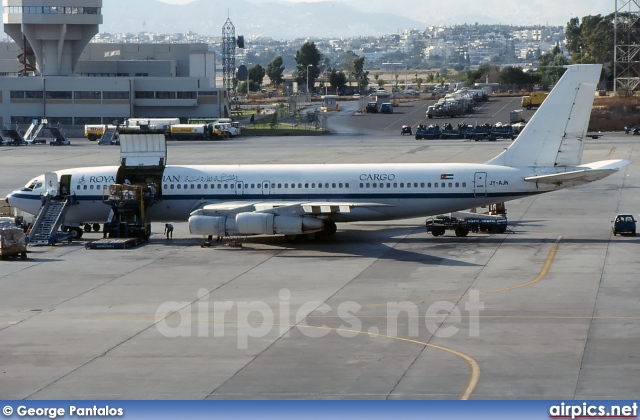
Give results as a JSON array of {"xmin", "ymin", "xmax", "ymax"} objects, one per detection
[
  {"xmin": 525, "ymin": 159, "xmax": 630, "ymax": 185},
  {"xmin": 196, "ymin": 201, "xmax": 390, "ymax": 217}
]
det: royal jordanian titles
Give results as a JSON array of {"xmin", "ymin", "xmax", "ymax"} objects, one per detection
[{"xmin": 5, "ymin": 65, "xmax": 629, "ymax": 241}]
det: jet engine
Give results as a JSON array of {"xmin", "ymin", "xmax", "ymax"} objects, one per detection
[{"xmin": 188, "ymin": 210, "xmax": 324, "ymax": 236}]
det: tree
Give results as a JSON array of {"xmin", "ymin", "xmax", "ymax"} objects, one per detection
[
  {"xmin": 353, "ymin": 56, "xmax": 369, "ymax": 93},
  {"xmin": 294, "ymin": 42, "xmax": 322, "ymax": 92},
  {"xmin": 266, "ymin": 56, "xmax": 285, "ymax": 88},
  {"xmin": 537, "ymin": 43, "xmax": 570, "ymax": 88},
  {"xmin": 248, "ymin": 64, "xmax": 266, "ymax": 91},
  {"xmin": 329, "ymin": 69, "xmax": 347, "ymax": 94}
]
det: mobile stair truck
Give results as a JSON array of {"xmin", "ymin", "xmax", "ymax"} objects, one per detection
[{"xmin": 86, "ymin": 133, "xmax": 165, "ymax": 249}]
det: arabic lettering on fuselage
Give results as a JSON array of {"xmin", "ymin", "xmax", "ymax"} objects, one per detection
[{"xmin": 162, "ymin": 174, "xmax": 238, "ymax": 183}]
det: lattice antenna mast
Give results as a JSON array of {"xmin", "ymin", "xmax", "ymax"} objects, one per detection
[
  {"xmin": 615, "ymin": 0, "xmax": 640, "ymax": 94},
  {"xmin": 222, "ymin": 17, "xmax": 236, "ymax": 94}
]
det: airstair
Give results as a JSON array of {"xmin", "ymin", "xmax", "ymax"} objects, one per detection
[
  {"xmin": 24, "ymin": 121, "xmax": 45, "ymax": 142},
  {"xmin": 1, "ymin": 128, "xmax": 26, "ymax": 145},
  {"xmin": 28, "ymin": 195, "xmax": 71, "ymax": 246},
  {"xmin": 99, "ymin": 126, "xmax": 118, "ymax": 145}
]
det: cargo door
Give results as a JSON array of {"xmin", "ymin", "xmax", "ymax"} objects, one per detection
[
  {"xmin": 119, "ymin": 133, "xmax": 167, "ymax": 167},
  {"xmin": 474, "ymin": 172, "xmax": 487, "ymax": 197}
]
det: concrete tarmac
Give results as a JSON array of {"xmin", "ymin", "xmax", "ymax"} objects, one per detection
[{"xmin": 0, "ymin": 99, "xmax": 638, "ymax": 399}]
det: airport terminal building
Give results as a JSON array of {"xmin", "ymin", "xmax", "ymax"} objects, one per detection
[{"xmin": 0, "ymin": 0, "xmax": 229, "ymax": 129}]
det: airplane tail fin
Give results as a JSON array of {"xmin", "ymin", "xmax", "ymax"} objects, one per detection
[{"xmin": 487, "ymin": 64, "xmax": 602, "ymax": 168}]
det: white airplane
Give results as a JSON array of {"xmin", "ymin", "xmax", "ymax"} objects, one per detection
[{"xmin": 5, "ymin": 64, "xmax": 629, "ymax": 242}]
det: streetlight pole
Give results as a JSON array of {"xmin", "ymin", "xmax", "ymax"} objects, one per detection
[{"xmin": 307, "ymin": 64, "xmax": 313, "ymax": 93}]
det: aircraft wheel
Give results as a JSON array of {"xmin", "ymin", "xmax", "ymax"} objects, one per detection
[
  {"xmin": 69, "ymin": 227, "xmax": 83, "ymax": 239},
  {"xmin": 304, "ymin": 232, "xmax": 318, "ymax": 242},
  {"xmin": 323, "ymin": 221, "xmax": 337, "ymax": 236},
  {"xmin": 284, "ymin": 234, "xmax": 298, "ymax": 243},
  {"xmin": 92, "ymin": 223, "xmax": 101, "ymax": 232},
  {"xmin": 84, "ymin": 223, "xmax": 92, "ymax": 233}
]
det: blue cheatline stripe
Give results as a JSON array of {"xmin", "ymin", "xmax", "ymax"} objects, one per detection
[
  {"xmin": 11, "ymin": 191, "xmax": 540, "ymax": 203},
  {"xmin": 12, "ymin": 191, "xmax": 542, "ymax": 202}
]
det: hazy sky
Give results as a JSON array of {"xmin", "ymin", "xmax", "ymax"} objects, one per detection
[{"xmin": 157, "ymin": 0, "xmax": 618, "ymax": 26}]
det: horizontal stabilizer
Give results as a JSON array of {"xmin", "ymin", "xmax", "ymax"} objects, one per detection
[{"xmin": 525, "ymin": 159, "xmax": 629, "ymax": 184}]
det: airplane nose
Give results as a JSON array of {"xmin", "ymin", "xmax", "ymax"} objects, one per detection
[{"xmin": 5, "ymin": 194, "xmax": 11, "ymax": 205}]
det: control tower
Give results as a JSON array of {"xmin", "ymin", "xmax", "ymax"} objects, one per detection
[{"xmin": 2, "ymin": 1, "xmax": 102, "ymax": 76}]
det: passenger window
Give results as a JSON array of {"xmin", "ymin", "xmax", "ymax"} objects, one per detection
[
  {"xmin": 325, "ymin": 183, "xmax": 329, "ymax": 188},
  {"xmin": 204, "ymin": 184, "xmax": 208, "ymax": 189},
  {"xmin": 400, "ymin": 183, "xmax": 404, "ymax": 188},
  {"xmin": 387, "ymin": 183, "xmax": 390, "ymax": 188},
  {"xmin": 305, "ymin": 183, "xmax": 309, "ymax": 188},
  {"xmin": 462, "ymin": 182, "xmax": 467, "ymax": 187},
  {"xmin": 224, "ymin": 184, "xmax": 228, "ymax": 189},
  {"xmin": 291, "ymin": 184, "xmax": 295, "ymax": 189},
  {"xmin": 345, "ymin": 183, "xmax": 349, "ymax": 188},
  {"xmin": 298, "ymin": 183, "xmax": 303, "ymax": 188},
  {"xmin": 428, "ymin": 183, "xmax": 431, "ymax": 188},
  {"xmin": 414, "ymin": 183, "xmax": 418, "ymax": 188},
  {"xmin": 83, "ymin": 185, "xmax": 87, "ymax": 190},
  {"xmin": 373, "ymin": 183, "xmax": 377, "ymax": 188},
  {"xmin": 90, "ymin": 185, "xmax": 94, "ymax": 190},
  {"xmin": 366, "ymin": 183, "xmax": 370, "ymax": 188},
  {"xmin": 217, "ymin": 184, "xmax": 221, "ymax": 189},
  {"xmin": 441, "ymin": 183, "xmax": 445, "ymax": 188},
  {"xmin": 455, "ymin": 182, "xmax": 459, "ymax": 188},
  {"xmin": 339, "ymin": 183, "xmax": 343, "ymax": 188},
  {"xmin": 278, "ymin": 183, "xmax": 282, "ymax": 188},
  {"xmin": 170, "ymin": 184, "xmax": 174, "ymax": 189},
  {"xmin": 184, "ymin": 184, "xmax": 188, "ymax": 189},
  {"xmin": 393, "ymin": 183, "xmax": 397, "ymax": 188},
  {"xmin": 332, "ymin": 183, "xmax": 336, "ymax": 188},
  {"xmin": 77, "ymin": 185, "xmax": 81, "ymax": 190},
  {"xmin": 448, "ymin": 183, "xmax": 452, "ymax": 187},
  {"xmin": 177, "ymin": 184, "xmax": 181, "ymax": 189},
  {"xmin": 434, "ymin": 183, "xmax": 438, "ymax": 188},
  {"xmin": 197, "ymin": 184, "xmax": 202, "ymax": 189},
  {"xmin": 318, "ymin": 183, "xmax": 322, "ymax": 188},
  {"xmin": 230, "ymin": 184, "xmax": 234, "ymax": 189},
  {"xmin": 360, "ymin": 183, "xmax": 364, "ymax": 188}
]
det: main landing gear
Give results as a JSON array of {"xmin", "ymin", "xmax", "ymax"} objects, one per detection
[{"xmin": 284, "ymin": 221, "xmax": 337, "ymax": 243}]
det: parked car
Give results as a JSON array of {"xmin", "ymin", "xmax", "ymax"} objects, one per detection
[
  {"xmin": 366, "ymin": 102, "xmax": 378, "ymax": 113},
  {"xmin": 400, "ymin": 125, "xmax": 412, "ymax": 135},
  {"xmin": 380, "ymin": 103, "xmax": 393, "ymax": 114}
]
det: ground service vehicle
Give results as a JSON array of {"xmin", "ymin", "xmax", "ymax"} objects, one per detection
[
  {"xmin": 169, "ymin": 124, "xmax": 214, "ymax": 140},
  {"xmin": 521, "ymin": 91, "xmax": 549, "ymax": 110},
  {"xmin": 84, "ymin": 124, "xmax": 116, "ymax": 141},
  {"xmin": 414, "ymin": 124, "xmax": 441, "ymax": 140},
  {"xmin": 612, "ymin": 214, "xmax": 636, "ymax": 236},
  {"xmin": 400, "ymin": 125, "xmax": 412, "ymax": 135},
  {"xmin": 366, "ymin": 102, "xmax": 378, "ymax": 113},
  {"xmin": 425, "ymin": 214, "xmax": 508, "ymax": 237}
]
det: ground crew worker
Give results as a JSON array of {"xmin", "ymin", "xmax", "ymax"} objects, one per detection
[{"xmin": 164, "ymin": 223, "xmax": 173, "ymax": 239}]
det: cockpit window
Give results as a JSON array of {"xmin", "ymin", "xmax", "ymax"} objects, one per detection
[{"xmin": 20, "ymin": 178, "xmax": 41, "ymax": 192}]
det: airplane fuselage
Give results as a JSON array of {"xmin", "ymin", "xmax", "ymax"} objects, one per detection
[{"xmin": 7, "ymin": 162, "xmax": 553, "ymax": 225}]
